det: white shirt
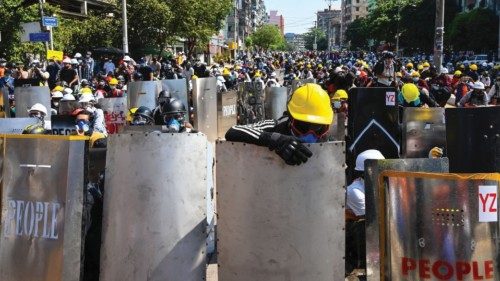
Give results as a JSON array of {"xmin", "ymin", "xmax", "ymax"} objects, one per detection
[{"xmin": 346, "ymin": 178, "xmax": 365, "ymax": 216}]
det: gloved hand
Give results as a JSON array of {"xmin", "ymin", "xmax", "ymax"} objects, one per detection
[
  {"xmin": 262, "ymin": 132, "xmax": 313, "ymax": 165},
  {"xmin": 428, "ymin": 147, "xmax": 444, "ymax": 158}
]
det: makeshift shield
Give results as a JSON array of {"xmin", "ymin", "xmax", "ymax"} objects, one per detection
[
  {"xmin": 100, "ymin": 133, "xmax": 209, "ymax": 281},
  {"xmin": 217, "ymin": 90, "xmax": 237, "ymax": 139},
  {"xmin": 0, "ymin": 118, "xmax": 39, "ymax": 134},
  {"xmin": 402, "ymin": 107, "xmax": 446, "ymax": 158},
  {"xmin": 216, "ymin": 141, "xmax": 346, "ymax": 281},
  {"xmin": 237, "ymin": 82, "xmax": 265, "ymax": 124},
  {"xmin": 193, "ymin": 77, "xmax": 218, "ymax": 141},
  {"xmin": 0, "ymin": 135, "xmax": 87, "ymax": 281},
  {"xmin": 50, "ymin": 115, "xmax": 76, "ymax": 135},
  {"xmin": 264, "ymin": 86, "xmax": 288, "ymax": 120},
  {"xmin": 127, "ymin": 81, "xmax": 160, "ymax": 110},
  {"xmin": 14, "ymin": 86, "xmax": 52, "ymax": 121},
  {"xmin": 161, "ymin": 79, "xmax": 189, "ymax": 115}
]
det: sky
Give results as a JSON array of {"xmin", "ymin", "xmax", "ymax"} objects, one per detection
[{"xmin": 265, "ymin": 0, "xmax": 341, "ymax": 34}]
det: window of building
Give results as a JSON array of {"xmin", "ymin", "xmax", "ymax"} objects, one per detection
[
  {"xmin": 356, "ymin": 15, "xmax": 359, "ymax": 19},
  {"xmin": 356, "ymin": 7, "xmax": 359, "ymax": 11},
  {"xmin": 356, "ymin": 0, "xmax": 359, "ymax": 3}
]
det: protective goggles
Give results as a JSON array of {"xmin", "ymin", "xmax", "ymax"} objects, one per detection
[
  {"xmin": 132, "ymin": 115, "xmax": 151, "ymax": 125},
  {"xmin": 291, "ymin": 119, "xmax": 329, "ymax": 139},
  {"xmin": 29, "ymin": 112, "xmax": 44, "ymax": 118},
  {"xmin": 163, "ymin": 113, "xmax": 184, "ymax": 123}
]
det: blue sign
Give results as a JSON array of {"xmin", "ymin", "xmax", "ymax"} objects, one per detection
[
  {"xmin": 42, "ymin": 17, "xmax": 58, "ymax": 27},
  {"xmin": 29, "ymin": 32, "xmax": 50, "ymax": 42}
]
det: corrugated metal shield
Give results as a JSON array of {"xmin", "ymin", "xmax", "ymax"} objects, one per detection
[
  {"xmin": 216, "ymin": 141, "xmax": 346, "ymax": 281},
  {"xmin": 0, "ymin": 135, "xmax": 86, "ymax": 281},
  {"xmin": 100, "ymin": 133, "xmax": 208, "ymax": 281}
]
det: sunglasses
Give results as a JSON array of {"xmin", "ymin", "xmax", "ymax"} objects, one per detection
[{"xmin": 291, "ymin": 119, "xmax": 329, "ymax": 138}]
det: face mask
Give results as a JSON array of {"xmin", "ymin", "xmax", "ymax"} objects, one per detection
[
  {"xmin": 85, "ymin": 106, "xmax": 95, "ymax": 113},
  {"xmin": 53, "ymin": 101, "xmax": 59, "ymax": 107},
  {"xmin": 29, "ymin": 112, "xmax": 44, "ymax": 120},
  {"xmin": 132, "ymin": 117, "xmax": 148, "ymax": 126},
  {"xmin": 75, "ymin": 120, "xmax": 90, "ymax": 134},
  {"xmin": 333, "ymin": 101, "xmax": 342, "ymax": 109},
  {"xmin": 110, "ymin": 86, "xmax": 116, "ymax": 90},
  {"xmin": 297, "ymin": 133, "xmax": 319, "ymax": 143},
  {"xmin": 166, "ymin": 118, "xmax": 181, "ymax": 132},
  {"xmin": 413, "ymin": 78, "xmax": 419, "ymax": 82}
]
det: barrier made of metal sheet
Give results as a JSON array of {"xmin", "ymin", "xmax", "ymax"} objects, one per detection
[
  {"xmin": 237, "ymin": 82, "xmax": 265, "ymax": 125},
  {"xmin": 127, "ymin": 81, "xmax": 160, "ymax": 110},
  {"xmin": 100, "ymin": 133, "xmax": 208, "ymax": 281},
  {"xmin": 217, "ymin": 90, "xmax": 237, "ymax": 139},
  {"xmin": 378, "ymin": 171, "xmax": 500, "ymax": 281},
  {"xmin": 364, "ymin": 158, "xmax": 450, "ymax": 281},
  {"xmin": 14, "ymin": 86, "xmax": 52, "ymax": 121},
  {"xmin": 0, "ymin": 118, "xmax": 39, "ymax": 134},
  {"xmin": 264, "ymin": 86, "xmax": 288, "ymax": 120},
  {"xmin": 193, "ymin": 78, "xmax": 218, "ymax": 141},
  {"xmin": 402, "ymin": 107, "xmax": 446, "ymax": 158},
  {"xmin": 0, "ymin": 134, "xmax": 87, "ymax": 281},
  {"xmin": 161, "ymin": 79, "xmax": 189, "ymax": 117},
  {"xmin": 216, "ymin": 141, "xmax": 346, "ymax": 281}
]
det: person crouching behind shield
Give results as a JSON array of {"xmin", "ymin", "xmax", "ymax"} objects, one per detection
[
  {"xmin": 225, "ymin": 83, "xmax": 334, "ymax": 166},
  {"xmin": 72, "ymin": 109, "xmax": 107, "ymax": 148},
  {"xmin": 131, "ymin": 106, "xmax": 154, "ymax": 126},
  {"xmin": 23, "ymin": 103, "xmax": 49, "ymax": 134},
  {"xmin": 162, "ymin": 98, "xmax": 194, "ymax": 133}
]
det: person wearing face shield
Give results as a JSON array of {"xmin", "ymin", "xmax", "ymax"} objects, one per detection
[
  {"xmin": 131, "ymin": 106, "xmax": 154, "ymax": 126},
  {"xmin": 22, "ymin": 103, "xmax": 49, "ymax": 134},
  {"xmin": 153, "ymin": 90, "xmax": 172, "ymax": 125},
  {"xmin": 225, "ymin": 83, "xmax": 333, "ymax": 166},
  {"xmin": 162, "ymin": 98, "xmax": 194, "ymax": 133},
  {"xmin": 79, "ymin": 94, "xmax": 108, "ymax": 136}
]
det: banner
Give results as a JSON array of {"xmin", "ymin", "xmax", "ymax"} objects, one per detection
[
  {"xmin": 379, "ymin": 171, "xmax": 500, "ymax": 281},
  {"xmin": 98, "ymin": 97, "xmax": 127, "ymax": 134},
  {"xmin": 47, "ymin": 50, "xmax": 64, "ymax": 61}
]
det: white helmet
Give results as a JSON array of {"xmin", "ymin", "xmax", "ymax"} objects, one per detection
[
  {"xmin": 473, "ymin": 81, "xmax": 485, "ymax": 90},
  {"xmin": 62, "ymin": 57, "xmax": 71, "ymax": 64},
  {"xmin": 355, "ymin": 149, "xmax": 385, "ymax": 171},
  {"xmin": 123, "ymin": 55, "xmax": 131, "ymax": 62},
  {"xmin": 440, "ymin": 67, "xmax": 448, "ymax": 74},
  {"xmin": 74, "ymin": 53, "xmax": 82, "ymax": 59},
  {"xmin": 52, "ymin": 91, "xmax": 64, "ymax": 99},
  {"xmin": 62, "ymin": 93, "xmax": 76, "ymax": 101},
  {"xmin": 79, "ymin": 94, "xmax": 95, "ymax": 103},
  {"xmin": 28, "ymin": 103, "xmax": 48, "ymax": 116},
  {"xmin": 63, "ymin": 88, "xmax": 73, "ymax": 95},
  {"xmin": 70, "ymin": 58, "xmax": 79, "ymax": 65}
]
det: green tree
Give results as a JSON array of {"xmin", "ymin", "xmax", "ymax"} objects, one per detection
[
  {"xmin": 166, "ymin": 0, "xmax": 232, "ymax": 58},
  {"xmin": 449, "ymin": 8, "xmax": 499, "ymax": 52},
  {"xmin": 304, "ymin": 27, "xmax": 327, "ymax": 51},
  {"xmin": 248, "ymin": 24, "xmax": 284, "ymax": 50},
  {"xmin": 345, "ymin": 18, "xmax": 369, "ymax": 49}
]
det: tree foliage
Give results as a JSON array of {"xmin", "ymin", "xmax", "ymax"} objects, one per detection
[
  {"xmin": 449, "ymin": 8, "xmax": 499, "ymax": 52},
  {"xmin": 248, "ymin": 24, "xmax": 285, "ymax": 50},
  {"xmin": 304, "ymin": 27, "xmax": 328, "ymax": 51}
]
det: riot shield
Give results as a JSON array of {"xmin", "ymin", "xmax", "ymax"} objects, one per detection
[
  {"xmin": 347, "ymin": 87, "xmax": 400, "ymax": 180},
  {"xmin": 0, "ymin": 86, "xmax": 9, "ymax": 117},
  {"xmin": 127, "ymin": 81, "xmax": 160, "ymax": 110},
  {"xmin": 193, "ymin": 77, "xmax": 217, "ymax": 141},
  {"xmin": 0, "ymin": 135, "xmax": 87, "ymax": 281},
  {"xmin": 58, "ymin": 100, "xmax": 80, "ymax": 116},
  {"xmin": 51, "ymin": 115, "xmax": 77, "ymax": 135},
  {"xmin": 98, "ymin": 97, "xmax": 127, "ymax": 134},
  {"xmin": 100, "ymin": 133, "xmax": 209, "ymax": 281},
  {"xmin": 14, "ymin": 86, "xmax": 51, "ymax": 121},
  {"xmin": 216, "ymin": 141, "xmax": 346, "ymax": 281},
  {"xmin": 446, "ymin": 107, "xmax": 500, "ymax": 173},
  {"xmin": 0, "ymin": 118, "xmax": 38, "ymax": 134},
  {"xmin": 161, "ymin": 79, "xmax": 189, "ymax": 114},
  {"xmin": 217, "ymin": 89, "xmax": 237, "ymax": 139},
  {"xmin": 237, "ymin": 82, "xmax": 265, "ymax": 125},
  {"xmin": 264, "ymin": 86, "xmax": 287, "ymax": 120},
  {"xmin": 290, "ymin": 78, "xmax": 316, "ymax": 96},
  {"xmin": 379, "ymin": 171, "xmax": 500, "ymax": 280},
  {"xmin": 364, "ymin": 158, "xmax": 449, "ymax": 281},
  {"xmin": 402, "ymin": 107, "xmax": 446, "ymax": 158}
]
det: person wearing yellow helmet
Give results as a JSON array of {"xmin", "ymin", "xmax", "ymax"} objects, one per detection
[
  {"xmin": 332, "ymin": 89, "xmax": 348, "ymax": 113},
  {"xmin": 398, "ymin": 83, "xmax": 437, "ymax": 107},
  {"xmin": 405, "ymin": 62, "xmax": 414, "ymax": 72},
  {"xmin": 225, "ymin": 83, "xmax": 333, "ymax": 165},
  {"xmin": 107, "ymin": 77, "xmax": 124, "ymax": 98}
]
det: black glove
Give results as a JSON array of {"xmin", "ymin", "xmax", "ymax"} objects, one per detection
[{"xmin": 262, "ymin": 132, "xmax": 313, "ymax": 166}]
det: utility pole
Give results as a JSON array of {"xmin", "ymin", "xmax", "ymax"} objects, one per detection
[
  {"xmin": 38, "ymin": 0, "xmax": 49, "ymax": 53},
  {"xmin": 122, "ymin": 0, "xmax": 129, "ymax": 54},
  {"xmin": 313, "ymin": 19, "xmax": 318, "ymax": 51},
  {"xmin": 433, "ymin": 0, "xmax": 445, "ymax": 73}
]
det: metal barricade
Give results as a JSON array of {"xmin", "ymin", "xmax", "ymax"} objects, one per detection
[
  {"xmin": 237, "ymin": 82, "xmax": 265, "ymax": 125},
  {"xmin": 14, "ymin": 86, "xmax": 51, "ymax": 121},
  {"xmin": 127, "ymin": 81, "xmax": 160, "ymax": 110},
  {"xmin": 0, "ymin": 134, "xmax": 87, "ymax": 281},
  {"xmin": 364, "ymin": 158, "xmax": 450, "ymax": 281},
  {"xmin": 378, "ymin": 171, "xmax": 500, "ymax": 280},
  {"xmin": 0, "ymin": 118, "xmax": 38, "ymax": 134},
  {"xmin": 216, "ymin": 141, "xmax": 346, "ymax": 281},
  {"xmin": 217, "ymin": 90, "xmax": 237, "ymax": 139},
  {"xmin": 193, "ymin": 77, "xmax": 218, "ymax": 141},
  {"xmin": 100, "ymin": 133, "xmax": 209, "ymax": 281},
  {"xmin": 264, "ymin": 86, "xmax": 288, "ymax": 120},
  {"xmin": 402, "ymin": 107, "xmax": 446, "ymax": 158},
  {"xmin": 290, "ymin": 78, "xmax": 316, "ymax": 96},
  {"xmin": 161, "ymin": 79, "xmax": 189, "ymax": 115},
  {"xmin": 98, "ymin": 97, "xmax": 127, "ymax": 134}
]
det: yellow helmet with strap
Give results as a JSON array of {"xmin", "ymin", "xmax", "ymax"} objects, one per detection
[{"xmin": 288, "ymin": 83, "xmax": 333, "ymax": 125}]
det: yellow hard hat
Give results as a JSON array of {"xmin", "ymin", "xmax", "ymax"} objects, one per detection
[
  {"xmin": 192, "ymin": 75, "xmax": 198, "ymax": 80},
  {"xmin": 402, "ymin": 83, "xmax": 420, "ymax": 103},
  {"xmin": 470, "ymin": 64, "xmax": 478, "ymax": 71},
  {"xmin": 80, "ymin": 87, "xmax": 92, "ymax": 94},
  {"xmin": 396, "ymin": 72, "xmax": 403, "ymax": 78},
  {"xmin": 235, "ymin": 65, "xmax": 242, "ymax": 70},
  {"xmin": 332, "ymin": 89, "xmax": 348, "ymax": 101},
  {"xmin": 223, "ymin": 68, "xmax": 230, "ymax": 76},
  {"xmin": 423, "ymin": 62, "xmax": 430, "ymax": 68},
  {"xmin": 90, "ymin": 132, "xmax": 106, "ymax": 148},
  {"xmin": 109, "ymin": 78, "xmax": 119, "ymax": 85},
  {"xmin": 417, "ymin": 65, "xmax": 424, "ymax": 71},
  {"xmin": 288, "ymin": 83, "xmax": 333, "ymax": 125},
  {"xmin": 127, "ymin": 107, "xmax": 138, "ymax": 122},
  {"xmin": 454, "ymin": 70, "xmax": 462, "ymax": 76},
  {"xmin": 53, "ymin": 85, "xmax": 64, "ymax": 92},
  {"xmin": 406, "ymin": 62, "xmax": 414, "ymax": 68},
  {"xmin": 411, "ymin": 71, "xmax": 420, "ymax": 78},
  {"xmin": 254, "ymin": 72, "xmax": 261, "ymax": 78},
  {"xmin": 460, "ymin": 64, "xmax": 465, "ymax": 69},
  {"xmin": 318, "ymin": 64, "xmax": 323, "ymax": 69}
]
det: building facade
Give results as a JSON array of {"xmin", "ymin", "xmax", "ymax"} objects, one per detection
[
  {"xmin": 317, "ymin": 8, "xmax": 342, "ymax": 50},
  {"xmin": 340, "ymin": 0, "xmax": 369, "ymax": 45},
  {"xmin": 285, "ymin": 33, "xmax": 306, "ymax": 51},
  {"xmin": 456, "ymin": 0, "xmax": 499, "ymax": 12},
  {"xmin": 268, "ymin": 10, "xmax": 285, "ymax": 35}
]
